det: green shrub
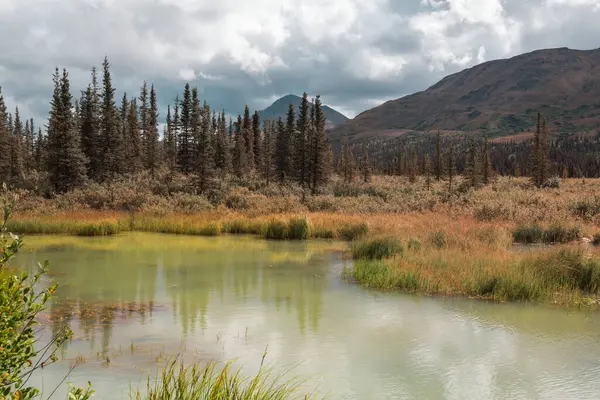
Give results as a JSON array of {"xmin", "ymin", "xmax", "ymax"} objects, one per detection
[
  {"xmin": 337, "ymin": 222, "xmax": 369, "ymax": 241},
  {"xmin": 351, "ymin": 237, "xmax": 403, "ymax": 260},
  {"xmin": 542, "ymin": 225, "xmax": 581, "ymax": 244},
  {"xmin": 264, "ymin": 219, "xmax": 288, "ymax": 240},
  {"xmin": 407, "ymin": 238, "xmax": 422, "ymax": 251},
  {"xmin": 513, "ymin": 225, "xmax": 544, "ymax": 244},
  {"xmin": 287, "ymin": 216, "xmax": 312, "ymax": 240}
]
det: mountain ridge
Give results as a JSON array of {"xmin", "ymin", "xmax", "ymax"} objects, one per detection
[{"xmin": 329, "ymin": 47, "xmax": 600, "ymax": 142}]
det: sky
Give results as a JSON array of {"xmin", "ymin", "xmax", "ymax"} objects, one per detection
[{"xmin": 1, "ymin": 0, "xmax": 600, "ymax": 125}]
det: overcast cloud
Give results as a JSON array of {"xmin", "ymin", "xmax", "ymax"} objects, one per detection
[{"xmin": 1, "ymin": 0, "xmax": 599, "ymax": 124}]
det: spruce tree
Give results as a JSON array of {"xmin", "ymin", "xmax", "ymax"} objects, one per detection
[
  {"xmin": 178, "ymin": 84, "xmax": 192, "ymax": 173},
  {"xmin": 295, "ymin": 93, "xmax": 309, "ymax": 185},
  {"xmin": 424, "ymin": 154, "xmax": 432, "ymax": 190},
  {"xmin": 447, "ymin": 146, "xmax": 455, "ymax": 192},
  {"xmin": 164, "ymin": 105, "xmax": 177, "ymax": 171},
  {"xmin": 190, "ymin": 88, "xmax": 201, "ymax": 159},
  {"xmin": 341, "ymin": 137, "xmax": 354, "ymax": 183},
  {"xmin": 232, "ymin": 115, "xmax": 247, "ymax": 178},
  {"xmin": 262, "ymin": 119, "xmax": 275, "ymax": 186},
  {"xmin": 34, "ymin": 127, "xmax": 44, "ymax": 171},
  {"xmin": 0, "ymin": 88, "xmax": 10, "ymax": 183},
  {"xmin": 466, "ymin": 134, "xmax": 479, "ymax": 187},
  {"xmin": 23, "ymin": 119, "xmax": 34, "ymax": 170},
  {"xmin": 99, "ymin": 57, "xmax": 124, "ymax": 179},
  {"xmin": 310, "ymin": 95, "xmax": 330, "ymax": 193},
  {"xmin": 252, "ymin": 111, "xmax": 262, "ymax": 172},
  {"xmin": 196, "ymin": 100, "xmax": 214, "ymax": 192},
  {"xmin": 276, "ymin": 108, "xmax": 293, "ymax": 183},
  {"xmin": 408, "ymin": 148, "xmax": 417, "ymax": 183},
  {"xmin": 214, "ymin": 111, "xmax": 231, "ymax": 175},
  {"xmin": 139, "ymin": 82, "xmax": 148, "ymax": 149},
  {"xmin": 435, "ymin": 131, "xmax": 442, "ymax": 180},
  {"xmin": 146, "ymin": 84, "xmax": 160, "ymax": 176},
  {"xmin": 126, "ymin": 98, "xmax": 143, "ymax": 173},
  {"xmin": 46, "ymin": 68, "xmax": 87, "ymax": 193},
  {"xmin": 362, "ymin": 146, "xmax": 372, "ymax": 183},
  {"xmin": 482, "ymin": 134, "xmax": 491, "ymax": 185},
  {"xmin": 242, "ymin": 105, "xmax": 254, "ymax": 171},
  {"xmin": 10, "ymin": 107, "xmax": 23, "ymax": 181},
  {"xmin": 79, "ymin": 68, "xmax": 101, "ymax": 180}
]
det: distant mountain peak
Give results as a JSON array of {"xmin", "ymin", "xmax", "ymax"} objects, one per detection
[{"xmin": 258, "ymin": 94, "xmax": 349, "ymax": 127}]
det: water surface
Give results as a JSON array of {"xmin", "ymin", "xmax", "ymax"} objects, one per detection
[{"xmin": 15, "ymin": 233, "xmax": 600, "ymax": 399}]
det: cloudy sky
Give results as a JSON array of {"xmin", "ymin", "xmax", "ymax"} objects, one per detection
[{"xmin": 1, "ymin": 0, "xmax": 599, "ymax": 124}]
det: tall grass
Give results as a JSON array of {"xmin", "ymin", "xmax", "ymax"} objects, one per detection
[
  {"xmin": 130, "ymin": 355, "xmax": 319, "ymax": 400},
  {"xmin": 513, "ymin": 224, "xmax": 581, "ymax": 244},
  {"xmin": 351, "ymin": 237, "xmax": 403, "ymax": 260}
]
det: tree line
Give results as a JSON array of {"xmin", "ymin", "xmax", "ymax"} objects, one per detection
[{"xmin": 0, "ymin": 57, "xmax": 333, "ymax": 194}]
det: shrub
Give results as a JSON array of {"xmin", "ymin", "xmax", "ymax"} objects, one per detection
[
  {"xmin": 474, "ymin": 203, "xmax": 512, "ymax": 221},
  {"xmin": 542, "ymin": 176, "xmax": 561, "ymax": 189},
  {"xmin": 351, "ymin": 237, "xmax": 403, "ymax": 260},
  {"xmin": 287, "ymin": 216, "xmax": 312, "ymax": 240},
  {"xmin": 407, "ymin": 238, "xmax": 422, "ymax": 251},
  {"xmin": 264, "ymin": 219, "xmax": 288, "ymax": 240},
  {"xmin": 513, "ymin": 225, "xmax": 544, "ymax": 244},
  {"xmin": 337, "ymin": 222, "xmax": 369, "ymax": 241},
  {"xmin": 428, "ymin": 231, "xmax": 447, "ymax": 249},
  {"xmin": 593, "ymin": 233, "xmax": 600, "ymax": 246},
  {"xmin": 570, "ymin": 197, "xmax": 600, "ymax": 220},
  {"xmin": 542, "ymin": 225, "xmax": 581, "ymax": 244}
]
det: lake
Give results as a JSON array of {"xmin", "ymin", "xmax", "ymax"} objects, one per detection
[{"xmin": 14, "ymin": 233, "xmax": 600, "ymax": 399}]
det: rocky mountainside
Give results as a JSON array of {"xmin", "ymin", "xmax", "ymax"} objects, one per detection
[
  {"xmin": 258, "ymin": 94, "xmax": 349, "ymax": 129},
  {"xmin": 329, "ymin": 47, "xmax": 600, "ymax": 142}
]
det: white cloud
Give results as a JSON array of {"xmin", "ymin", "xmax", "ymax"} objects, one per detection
[{"xmin": 0, "ymin": 0, "xmax": 599, "ymax": 123}]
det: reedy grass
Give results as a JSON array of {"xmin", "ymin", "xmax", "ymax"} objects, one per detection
[
  {"xmin": 129, "ymin": 355, "xmax": 320, "ymax": 400},
  {"xmin": 513, "ymin": 224, "xmax": 581, "ymax": 244},
  {"xmin": 351, "ymin": 237, "xmax": 403, "ymax": 260}
]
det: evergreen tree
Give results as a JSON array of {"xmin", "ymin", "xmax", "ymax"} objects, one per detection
[
  {"xmin": 139, "ymin": 82, "xmax": 148, "ymax": 149},
  {"xmin": 34, "ymin": 127, "xmax": 44, "ymax": 171},
  {"xmin": 275, "ymin": 104, "xmax": 294, "ymax": 182},
  {"xmin": 79, "ymin": 68, "xmax": 101, "ymax": 180},
  {"xmin": 252, "ymin": 111, "xmax": 262, "ymax": 172},
  {"xmin": 295, "ymin": 93, "xmax": 309, "ymax": 185},
  {"xmin": 232, "ymin": 115, "xmax": 247, "ymax": 178},
  {"xmin": 171, "ymin": 97, "xmax": 181, "ymax": 169},
  {"xmin": 530, "ymin": 111, "xmax": 552, "ymax": 188},
  {"xmin": 164, "ymin": 105, "xmax": 177, "ymax": 171},
  {"xmin": 341, "ymin": 137, "xmax": 354, "ymax": 183},
  {"xmin": 466, "ymin": 134, "xmax": 479, "ymax": 187},
  {"xmin": 310, "ymin": 95, "xmax": 330, "ymax": 193},
  {"xmin": 23, "ymin": 118, "xmax": 34, "ymax": 169},
  {"xmin": 10, "ymin": 107, "xmax": 23, "ymax": 181},
  {"xmin": 46, "ymin": 68, "xmax": 87, "ymax": 193},
  {"xmin": 482, "ymin": 134, "xmax": 491, "ymax": 184},
  {"xmin": 447, "ymin": 146, "xmax": 455, "ymax": 192},
  {"xmin": 362, "ymin": 146, "xmax": 372, "ymax": 183},
  {"xmin": 195, "ymin": 100, "xmax": 214, "ymax": 192},
  {"xmin": 435, "ymin": 131, "xmax": 442, "ymax": 180},
  {"xmin": 146, "ymin": 84, "xmax": 160, "ymax": 176},
  {"xmin": 408, "ymin": 148, "xmax": 417, "ymax": 183},
  {"xmin": 0, "ymin": 88, "xmax": 10, "ymax": 183},
  {"xmin": 178, "ymin": 84, "xmax": 192, "ymax": 173},
  {"xmin": 126, "ymin": 98, "xmax": 143, "ymax": 173},
  {"xmin": 242, "ymin": 105, "xmax": 254, "ymax": 171},
  {"xmin": 99, "ymin": 57, "xmax": 124, "ymax": 179},
  {"xmin": 424, "ymin": 154, "xmax": 432, "ymax": 190},
  {"xmin": 214, "ymin": 111, "xmax": 231, "ymax": 175},
  {"xmin": 262, "ymin": 119, "xmax": 275, "ymax": 186}
]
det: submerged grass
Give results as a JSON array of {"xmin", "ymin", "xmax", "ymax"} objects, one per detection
[{"xmin": 130, "ymin": 355, "xmax": 320, "ymax": 400}]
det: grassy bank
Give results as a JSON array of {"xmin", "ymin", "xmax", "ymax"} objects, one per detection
[{"xmin": 346, "ymin": 236, "xmax": 600, "ymax": 308}]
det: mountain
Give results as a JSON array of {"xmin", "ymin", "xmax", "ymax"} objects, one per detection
[
  {"xmin": 258, "ymin": 94, "xmax": 349, "ymax": 128},
  {"xmin": 329, "ymin": 47, "xmax": 600, "ymax": 142}
]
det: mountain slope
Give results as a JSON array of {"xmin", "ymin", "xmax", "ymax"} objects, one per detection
[
  {"xmin": 259, "ymin": 94, "xmax": 349, "ymax": 128},
  {"xmin": 330, "ymin": 47, "xmax": 600, "ymax": 141}
]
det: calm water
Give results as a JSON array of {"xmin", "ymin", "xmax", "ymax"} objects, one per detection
[{"xmin": 13, "ymin": 233, "xmax": 600, "ymax": 399}]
